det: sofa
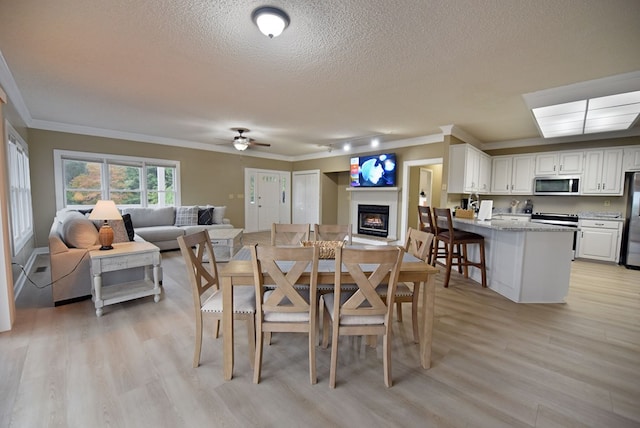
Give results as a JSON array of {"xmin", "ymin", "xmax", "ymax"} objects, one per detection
[{"xmin": 48, "ymin": 205, "xmax": 233, "ymax": 305}]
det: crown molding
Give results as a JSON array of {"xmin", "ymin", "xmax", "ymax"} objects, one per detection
[{"xmin": 440, "ymin": 124, "xmax": 484, "ymax": 148}]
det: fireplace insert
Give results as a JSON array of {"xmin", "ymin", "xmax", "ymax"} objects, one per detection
[{"xmin": 357, "ymin": 204, "xmax": 389, "ymax": 238}]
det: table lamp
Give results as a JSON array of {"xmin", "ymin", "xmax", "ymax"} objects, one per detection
[{"xmin": 88, "ymin": 200, "xmax": 122, "ymax": 250}]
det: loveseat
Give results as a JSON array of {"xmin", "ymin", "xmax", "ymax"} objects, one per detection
[{"xmin": 48, "ymin": 205, "xmax": 233, "ymax": 305}]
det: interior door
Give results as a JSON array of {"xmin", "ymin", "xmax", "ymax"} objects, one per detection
[
  {"xmin": 292, "ymin": 170, "xmax": 320, "ymax": 224},
  {"xmin": 257, "ymin": 172, "xmax": 281, "ymax": 230}
]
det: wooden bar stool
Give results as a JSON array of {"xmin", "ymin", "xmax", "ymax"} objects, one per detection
[
  {"xmin": 432, "ymin": 208, "xmax": 487, "ymax": 288},
  {"xmin": 418, "ymin": 206, "xmax": 446, "ymax": 266}
]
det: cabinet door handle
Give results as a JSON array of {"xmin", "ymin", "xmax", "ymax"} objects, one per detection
[
  {"xmin": 511, "ymin": 184, "xmax": 514, "ymax": 190},
  {"xmin": 560, "ymin": 164, "xmax": 563, "ymax": 171},
  {"xmin": 602, "ymin": 183, "xmax": 605, "ymax": 190},
  {"xmin": 553, "ymin": 165, "xmax": 556, "ymax": 171},
  {"xmin": 506, "ymin": 184, "xmax": 509, "ymax": 190},
  {"xmin": 595, "ymin": 223, "xmax": 604, "ymax": 226}
]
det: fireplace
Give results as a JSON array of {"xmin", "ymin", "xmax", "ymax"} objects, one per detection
[{"xmin": 357, "ymin": 204, "xmax": 390, "ymax": 238}]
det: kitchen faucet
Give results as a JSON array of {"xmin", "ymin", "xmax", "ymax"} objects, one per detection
[{"xmin": 468, "ymin": 192, "xmax": 480, "ymax": 212}]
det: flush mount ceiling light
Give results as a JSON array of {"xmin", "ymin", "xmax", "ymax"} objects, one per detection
[
  {"xmin": 532, "ymin": 91, "xmax": 640, "ymax": 138},
  {"xmin": 524, "ymin": 72, "xmax": 640, "ymax": 139},
  {"xmin": 252, "ymin": 6, "xmax": 290, "ymax": 38}
]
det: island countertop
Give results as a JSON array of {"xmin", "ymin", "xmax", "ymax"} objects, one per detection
[{"xmin": 452, "ymin": 217, "xmax": 576, "ymax": 232}]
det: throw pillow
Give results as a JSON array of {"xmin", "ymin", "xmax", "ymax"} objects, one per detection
[
  {"xmin": 175, "ymin": 206, "xmax": 198, "ymax": 226},
  {"xmin": 91, "ymin": 218, "xmax": 129, "ymax": 243},
  {"xmin": 209, "ymin": 205, "xmax": 226, "ymax": 224},
  {"xmin": 198, "ymin": 207, "xmax": 214, "ymax": 225},
  {"xmin": 62, "ymin": 217, "xmax": 99, "ymax": 249},
  {"xmin": 122, "ymin": 213, "xmax": 135, "ymax": 241}
]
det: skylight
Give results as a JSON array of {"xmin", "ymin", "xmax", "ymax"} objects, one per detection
[{"xmin": 532, "ymin": 90, "xmax": 640, "ymax": 138}]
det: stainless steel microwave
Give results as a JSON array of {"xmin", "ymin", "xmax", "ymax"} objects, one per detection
[{"xmin": 533, "ymin": 176, "xmax": 580, "ymax": 195}]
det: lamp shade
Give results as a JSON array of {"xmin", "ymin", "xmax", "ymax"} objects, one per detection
[
  {"xmin": 252, "ymin": 6, "xmax": 290, "ymax": 38},
  {"xmin": 88, "ymin": 200, "xmax": 122, "ymax": 221}
]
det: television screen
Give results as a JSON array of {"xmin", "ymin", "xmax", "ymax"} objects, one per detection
[{"xmin": 350, "ymin": 153, "xmax": 397, "ymax": 187}]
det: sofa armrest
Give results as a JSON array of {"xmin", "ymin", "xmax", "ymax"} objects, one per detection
[
  {"xmin": 222, "ymin": 218, "xmax": 231, "ymax": 225},
  {"xmin": 49, "ymin": 234, "xmax": 69, "ymax": 255}
]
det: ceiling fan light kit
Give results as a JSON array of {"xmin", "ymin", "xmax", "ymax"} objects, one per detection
[{"xmin": 252, "ymin": 6, "xmax": 290, "ymax": 38}]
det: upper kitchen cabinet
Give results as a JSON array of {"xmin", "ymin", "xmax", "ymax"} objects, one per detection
[
  {"xmin": 448, "ymin": 144, "xmax": 491, "ymax": 194},
  {"xmin": 582, "ymin": 149, "xmax": 624, "ymax": 195},
  {"xmin": 623, "ymin": 146, "xmax": 640, "ymax": 171},
  {"xmin": 534, "ymin": 151, "xmax": 584, "ymax": 176},
  {"xmin": 490, "ymin": 155, "xmax": 536, "ymax": 195}
]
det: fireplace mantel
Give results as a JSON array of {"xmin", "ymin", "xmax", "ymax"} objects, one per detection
[
  {"xmin": 346, "ymin": 187, "xmax": 400, "ymax": 193},
  {"xmin": 348, "ymin": 187, "xmax": 400, "ymax": 242}
]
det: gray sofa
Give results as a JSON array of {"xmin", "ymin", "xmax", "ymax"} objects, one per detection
[
  {"xmin": 121, "ymin": 205, "xmax": 233, "ymax": 250},
  {"xmin": 48, "ymin": 205, "xmax": 233, "ymax": 305}
]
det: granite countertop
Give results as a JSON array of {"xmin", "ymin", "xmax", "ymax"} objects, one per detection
[
  {"xmin": 452, "ymin": 217, "xmax": 576, "ymax": 232},
  {"xmin": 577, "ymin": 211, "xmax": 624, "ymax": 221}
]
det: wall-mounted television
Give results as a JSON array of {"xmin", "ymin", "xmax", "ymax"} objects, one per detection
[{"xmin": 349, "ymin": 153, "xmax": 397, "ymax": 187}]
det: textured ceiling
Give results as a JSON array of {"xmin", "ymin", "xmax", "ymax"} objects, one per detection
[{"xmin": 0, "ymin": 0, "xmax": 639, "ymax": 159}]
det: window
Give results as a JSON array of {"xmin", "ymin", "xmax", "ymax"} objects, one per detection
[
  {"xmin": 6, "ymin": 121, "xmax": 33, "ymax": 255},
  {"xmin": 54, "ymin": 150, "xmax": 180, "ymax": 210}
]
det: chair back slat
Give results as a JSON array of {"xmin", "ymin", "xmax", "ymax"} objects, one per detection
[
  {"xmin": 251, "ymin": 244, "xmax": 319, "ymax": 315},
  {"xmin": 177, "ymin": 231, "xmax": 219, "ymax": 309},
  {"xmin": 271, "ymin": 223, "xmax": 311, "ymax": 246},
  {"xmin": 334, "ymin": 246, "xmax": 403, "ymax": 321},
  {"xmin": 314, "ymin": 224, "xmax": 352, "ymax": 245},
  {"xmin": 404, "ymin": 227, "xmax": 434, "ymax": 262}
]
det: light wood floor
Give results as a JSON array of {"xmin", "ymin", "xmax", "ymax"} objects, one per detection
[{"xmin": 2, "ymin": 232, "xmax": 639, "ymax": 427}]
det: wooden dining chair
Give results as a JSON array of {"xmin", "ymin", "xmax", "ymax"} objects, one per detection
[
  {"xmin": 378, "ymin": 227, "xmax": 434, "ymax": 343},
  {"xmin": 250, "ymin": 243, "xmax": 320, "ymax": 384},
  {"xmin": 432, "ymin": 208, "xmax": 487, "ymax": 288},
  {"xmin": 271, "ymin": 223, "xmax": 310, "ymax": 246},
  {"xmin": 322, "ymin": 245, "xmax": 403, "ymax": 388},
  {"xmin": 313, "ymin": 224, "xmax": 352, "ymax": 245},
  {"xmin": 177, "ymin": 231, "xmax": 256, "ymax": 368}
]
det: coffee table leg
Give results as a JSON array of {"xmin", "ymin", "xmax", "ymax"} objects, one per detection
[{"xmin": 222, "ymin": 276, "xmax": 234, "ymax": 380}]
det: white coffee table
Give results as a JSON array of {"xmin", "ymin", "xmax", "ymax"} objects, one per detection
[
  {"xmin": 89, "ymin": 241, "xmax": 162, "ymax": 317},
  {"xmin": 207, "ymin": 228, "xmax": 243, "ymax": 262}
]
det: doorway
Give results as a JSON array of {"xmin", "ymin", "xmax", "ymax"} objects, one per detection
[{"xmin": 399, "ymin": 158, "xmax": 443, "ymax": 243}]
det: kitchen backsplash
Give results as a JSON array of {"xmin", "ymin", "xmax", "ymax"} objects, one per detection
[{"xmin": 448, "ymin": 194, "xmax": 626, "ymax": 215}]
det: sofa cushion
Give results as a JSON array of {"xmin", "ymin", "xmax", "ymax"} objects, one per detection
[
  {"xmin": 62, "ymin": 217, "xmax": 99, "ymax": 249},
  {"xmin": 121, "ymin": 207, "xmax": 175, "ymax": 228},
  {"xmin": 134, "ymin": 226, "xmax": 185, "ymax": 243},
  {"xmin": 198, "ymin": 207, "xmax": 214, "ymax": 225},
  {"xmin": 175, "ymin": 206, "xmax": 198, "ymax": 226}
]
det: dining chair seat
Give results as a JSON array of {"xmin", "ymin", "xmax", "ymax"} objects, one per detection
[
  {"xmin": 202, "ymin": 287, "xmax": 256, "ymax": 314},
  {"xmin": 262, "ymin": 289, "xmax": 312, "ymax": 322},
  {"xmin": 323, "ymin": 291, "xmax": 385, "ymax": 325}
]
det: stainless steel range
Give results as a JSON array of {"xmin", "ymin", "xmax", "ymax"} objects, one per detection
[{"xmin": 530, "ymin": 213, "xmax": 579, "ymax": 259}]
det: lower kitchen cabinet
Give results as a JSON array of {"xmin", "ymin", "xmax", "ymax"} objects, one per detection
[{"xmin": 576, "ymin": 219, "xmax": 623, "ymax": 263}]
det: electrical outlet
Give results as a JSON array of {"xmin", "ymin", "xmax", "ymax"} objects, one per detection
[
  {"xmin": 228, "ymin": 194, "xmax": 234, "ymax": 199},
  {"xmin": 604, "ymin": 200, "xmax": 611, "ymax": 207}
]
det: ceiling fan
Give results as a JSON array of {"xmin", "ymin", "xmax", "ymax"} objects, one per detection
[{"xmin": 231, "ymin": 128, "xmax": 271, "ymax": 151}]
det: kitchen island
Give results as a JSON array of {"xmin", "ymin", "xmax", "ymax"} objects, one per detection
[{"xmin": 445, "ymin": 218, "xmax": 575, "ymax": 303}]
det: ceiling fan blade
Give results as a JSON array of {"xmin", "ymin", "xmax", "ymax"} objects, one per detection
[{"xmin": 249, "ymin": 141, "xmax": 271, "ymax": 147}]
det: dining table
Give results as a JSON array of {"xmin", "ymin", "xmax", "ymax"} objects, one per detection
[{"xmin": 218, "ymin": 245, "xmax": 439, "ymax": 381}]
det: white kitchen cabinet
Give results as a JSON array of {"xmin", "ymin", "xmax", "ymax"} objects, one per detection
[
  {"xmin": 535, "ymin": 151, "xmax": 583, "ymax": 176},
  {"xmin": 448, "ymin": 144, "xmax": 491, "ymax": 194},
  {"xmin": 581, "ymin": 149, "xmax": 624, "ymax": 195},
  {"xmin": 576, "ymin": 219, "xmax": 623, "ymax": 263},
  {"xmin": 623, "ymin": 146, "xmax": 640, "ymax": 171},
  {"xmin": 490, "ymin": 155, "xmax": 535, "ymax": 195}
]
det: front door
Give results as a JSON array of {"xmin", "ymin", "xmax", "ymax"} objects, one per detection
[{"xmin": 257, "ymin": 172, "xmax": 281, "ymax": 230}]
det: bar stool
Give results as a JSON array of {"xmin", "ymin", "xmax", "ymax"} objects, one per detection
[
  {"xmin": 417, "ymin": 206, "xmax": 446, "ymax": 266},
  {"xmin": 432, "ymin": 208, "xmax": 487, "ymax": 288}
]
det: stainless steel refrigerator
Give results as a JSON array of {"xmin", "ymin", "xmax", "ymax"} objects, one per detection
[{"xmin": 623, "ymin": 172, "xmax": 640, "ymax": 269}]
